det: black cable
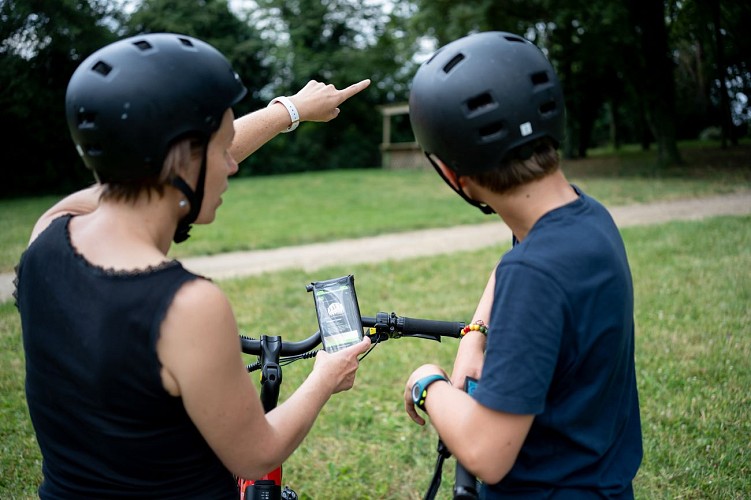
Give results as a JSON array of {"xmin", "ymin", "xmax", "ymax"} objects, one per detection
[
  {"xmin": 358, "ymin": 335, "xmax": 381, "ymax": 362},
  {"xmin": 279, "ymin": 351, "xmax": 320, "ymax": 366}
]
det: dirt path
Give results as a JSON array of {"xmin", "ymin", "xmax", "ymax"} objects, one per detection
[{"xmin": 2, "ymin": 191, "xmax": 749, "ymax": 302}]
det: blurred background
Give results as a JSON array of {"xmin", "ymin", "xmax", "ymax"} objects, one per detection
[{"xmin": 1, "ymin": 0, "xmax": 749, "ymax": 197}]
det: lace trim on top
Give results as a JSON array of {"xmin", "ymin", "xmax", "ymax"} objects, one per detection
[
  {"xmin": 13, "ymin": 215, "xmax": 182, "ymax": 309},
  {"xmin": 61, "ymin": 216, "xmax": 180, "ymax": 277}
]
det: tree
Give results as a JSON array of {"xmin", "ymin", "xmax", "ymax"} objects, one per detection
[
  {"xmin": 410, "ymin": 0, "xmax": 542, "ymax": 46},
  {"xmin": 542, "ymin": 0, "xmax": 637, "ymax": 158},
  {"xmin": 626, "ymin": 0, "xmax": 683, "ymax": 165},
  {"xmin": 0, "ymin": 0, "xmax": 121, "ymax": 197},
  {"xmin": 245, "ymin": 0, "xmax": 417, "ymax": 174},
  {"xmin": 672, "ymin": 0, "xmax": 751, "ymax": 147}
]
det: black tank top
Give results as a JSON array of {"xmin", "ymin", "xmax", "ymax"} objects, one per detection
[{"xmin": 15, "ymin": 215, "xmax": 237, "ymax": 498}]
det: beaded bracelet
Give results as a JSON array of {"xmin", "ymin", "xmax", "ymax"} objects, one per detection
[{"xmin": 461, "ymin": 320, "xmax": 488, "ymax": 337}]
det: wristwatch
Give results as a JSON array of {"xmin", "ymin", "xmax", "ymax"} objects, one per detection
[{"xmin": 411, "ymin": 374, "xmax": 449, "ymax": 412}]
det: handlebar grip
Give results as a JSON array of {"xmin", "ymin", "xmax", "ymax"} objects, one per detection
[
  {"xmin": 399, "ymin": 316, "xmax": 464, "ymax": 338},
  {"xmin": 453, "ymin": 460, "xmax": 479, "ymax": 499}
]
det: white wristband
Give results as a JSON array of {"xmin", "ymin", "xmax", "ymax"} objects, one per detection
[{"xmin": 267, "ymin": 96, "xmax": 300, "ymax": 133}]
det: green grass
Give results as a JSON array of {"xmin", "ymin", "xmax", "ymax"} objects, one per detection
[
  {"xmin": 2, "ymin": 215, "xmax": 749, "ymax": 498},
  {"xmin": 0, "ymin": 195, "xmax": 61, "ymax": 274},
  {"xmin": 1, "ymin": 141, "xmax": 749, "ymax": 273},
  {"xmin": 1, "ymin": 143, "xmax": 750, "ymax": 497}
]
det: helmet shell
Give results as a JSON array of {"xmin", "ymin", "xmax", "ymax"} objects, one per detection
[
  {"xmin": 409, "ymin": 31, "xmax": 565, "ymax": 175},
  {"xmin": 66, "ymin": 33, "xmax": 247, "ymax": 183}
]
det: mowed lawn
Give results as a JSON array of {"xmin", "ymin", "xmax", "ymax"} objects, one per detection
[{"xmin": 1, "ymin": 142, "xmax": 749, "ymax": 498}]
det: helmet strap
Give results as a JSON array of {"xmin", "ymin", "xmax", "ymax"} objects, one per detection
[
  {"xmin": 426, "ymin": 153, "xmax": 495, "ymax": 215},
  {"xmin": 171, "ymin": 147, "xmax": 208, "ymax": 243}
]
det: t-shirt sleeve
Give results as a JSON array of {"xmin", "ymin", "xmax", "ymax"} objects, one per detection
[{"xmin": 473, "ymin": 261, "xmax": 568, "ymax": 415}]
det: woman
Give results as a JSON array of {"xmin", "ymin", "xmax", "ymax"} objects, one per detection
[{"xmin": 15, "ymin": 32, "xmax": 371, "ymax": 498}]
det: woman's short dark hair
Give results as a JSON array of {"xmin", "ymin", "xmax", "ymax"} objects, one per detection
[{"xmin": 99, "ymin": 137, "xmax": 204, "ymax": 203}]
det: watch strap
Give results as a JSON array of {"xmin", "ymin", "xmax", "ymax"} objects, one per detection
[
  {"xmin": 267, "ymin": 95, "xmax": 300, "ymax": 132},
  {"xmin": 413, "ymin": 374, "xmax": 449, "ymax": 412}
]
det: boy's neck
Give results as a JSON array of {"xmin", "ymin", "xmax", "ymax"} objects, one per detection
[{"xmin": 492, "ymin": 170, "xmax": 578, "ymax": 242}]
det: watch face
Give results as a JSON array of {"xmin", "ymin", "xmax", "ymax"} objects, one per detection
[
  {"xmin": 412, "ymin": 375, "xmax": 447, "ymax": 411},
  {"xmin": 412, "ymin": 382, "xmax": 423, "ymax": 405}
]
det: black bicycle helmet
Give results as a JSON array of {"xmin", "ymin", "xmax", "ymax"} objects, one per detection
[
  {"xmin": 66, "ymin": 33, "xmax": 247, "ymax": 242},
  {"xmin": 66, "ymin": 32, "xmax": 247, "ymax": 183},
  {"xmin": 409, "ymin": 31, "xmax": 565, "ymax": 177}
]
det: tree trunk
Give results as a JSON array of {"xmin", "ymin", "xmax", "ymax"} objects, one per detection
[
  {"xmin": 709, "ymin": 0, "xmax": 734, "ymax": 147},
  {"xmin": 629, "ymin": 0, "xmax": 684, "ymax": 165}
]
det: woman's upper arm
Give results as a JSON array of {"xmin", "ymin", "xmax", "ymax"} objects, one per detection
[{"xmin": 157, "ymin": 279, "xmax": 275, "ymax": 477}]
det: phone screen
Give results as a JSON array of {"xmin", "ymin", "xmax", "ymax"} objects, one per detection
[{"xmin": 310, "ymin": 275, "xmax": 364, "ymax": 353}]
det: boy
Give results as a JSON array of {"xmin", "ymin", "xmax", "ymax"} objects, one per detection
[{"xmin": 403, "ymin": 31, "xmax": 642, "ymax": 498}]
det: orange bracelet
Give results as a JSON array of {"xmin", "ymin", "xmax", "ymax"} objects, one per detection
[{"xmin": 461, "ymin": 320, "xmax": 488, "ymax": 337}]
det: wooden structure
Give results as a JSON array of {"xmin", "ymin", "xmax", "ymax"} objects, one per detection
[{"xmin": 378, "ymin": 103, "xmax": 431, "ymax": 169}]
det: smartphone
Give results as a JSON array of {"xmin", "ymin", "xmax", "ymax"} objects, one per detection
[
  {"xmin": 464, "ymin": 376, "xmax": 478, "ymax": 395},
  {"xmin": 309, "ymin": 275, "xmax": 364, "ymax": 353}
]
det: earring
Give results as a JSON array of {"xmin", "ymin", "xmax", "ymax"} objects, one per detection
[{"xmin": 178, "ymin": 199, "xmax": 188, "ymax": 209}]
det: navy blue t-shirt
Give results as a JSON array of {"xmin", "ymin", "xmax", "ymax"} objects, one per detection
[{"xmin": 473, "ymin": 189, "xmax": 642, "ymax": 498}]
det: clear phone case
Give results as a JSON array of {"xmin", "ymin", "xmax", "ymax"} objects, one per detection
[{"xmin": 309, "ymin": 275, "xmax": 364, "ymax": 353}]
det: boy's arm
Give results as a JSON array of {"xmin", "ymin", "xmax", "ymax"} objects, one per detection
[{"xmin": 450, "ymin": 266, "xmax": 496, "ymax": 387}]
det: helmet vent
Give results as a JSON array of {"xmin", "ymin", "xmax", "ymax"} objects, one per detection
[
  {"xmin": 178, "ymin": 37, "xmax": 195, "ymax": 48},
  {"xmin": 443, "ymin": 53, "xmax": 465, "ymax": 74},
  {"xmin": 76, "ymin": 110, "xmax": 98, "ymax": 130},
  {"xmin": 540, "ymin": 100, "xmax": 557, "ymax": 115},
  {"xmin": 132, "ymin": 40, "xmax": 155, "ymax": 52},
  {"xmin": 91, "ymin": 61, "xmax": 112, "ymax": 77},
  {"xmin": 467, "ymin": 92, "xmax": 495, "ymax": 113},
  {"xmin": 503, "ymin": 34, "xmax": 527, "ymax": 44},
  {"xmin": 85, "ymin": 145, "xmax": 103, "ymax": 158},
  {"xmin": 531, "ymin": 71, "xmax": 549, "ymax": 86},
  {"xmin": 478, "ymin": 122, "xmax": 505, "ymax": 141}
]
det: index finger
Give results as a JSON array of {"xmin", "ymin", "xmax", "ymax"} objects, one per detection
[{"xmin": 338, "ymin": 78, "xmax": 371, "ymax": 102}]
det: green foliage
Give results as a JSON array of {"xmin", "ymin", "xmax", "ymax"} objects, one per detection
[
  {"xmin": 1, "ymin": 0, "xmax": 748, "ymax": 197},
  {"xmin": 670, "ymin": 1, "xmax": 751, "ymax": 138},
  {"xmin": 0, "ymin": 0, "xmax": 120, "ymax": 197},
  {"xmin": 410, "ymin": 0, "xmax": 541, "ymax": 46},
  {"xmin": 245, "ymin": 0, "xmax": 417, "ymax": 173}
]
